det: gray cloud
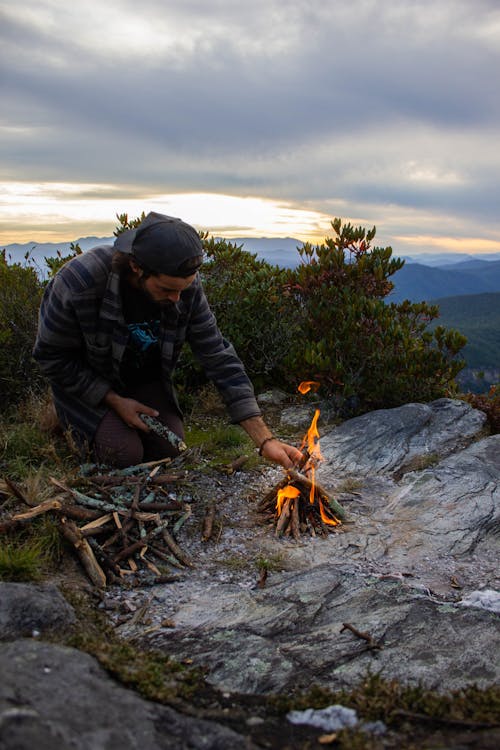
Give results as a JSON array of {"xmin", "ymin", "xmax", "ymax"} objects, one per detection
[{"xmin": 1, "ymin": 0, "xmax": 499, "ymax": 247}]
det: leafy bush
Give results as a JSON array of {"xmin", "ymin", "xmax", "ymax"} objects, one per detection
[
  {"xmin": 198, "ymin": 236, "xmax": 297, "ymax": 390},
  {"xmin": 464, "ymin": 384, "xmax": 500, "ymax": 433},
  {"xmin": 0, "ymin": 251, "xmax": 44, "ymax": 407},
  {"xmin": 284, "ymin": 219, "xmax": 466, "ymax": 410}
]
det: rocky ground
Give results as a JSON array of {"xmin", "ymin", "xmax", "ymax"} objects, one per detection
[{"xmin": 1, "ymin": 397, "xmax": 499, "ymax": 749}]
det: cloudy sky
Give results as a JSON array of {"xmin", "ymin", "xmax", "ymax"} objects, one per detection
[{"xmin": 1, "ymin": 0, "xmax": 499, "ymax": 256}]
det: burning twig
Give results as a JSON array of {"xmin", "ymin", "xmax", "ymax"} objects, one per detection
[
  {"xmin": 286, "ymin": 469, "xmax": 346, "ymax": 520},
  {"xmin": 258, "ymin": 384, "xmax": 347, "ymax": 538}
]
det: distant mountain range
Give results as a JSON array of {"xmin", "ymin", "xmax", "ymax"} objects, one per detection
[
  {"xmin": 3, "ymin": 234, "xmax": 500, "ymax": 303},
  {"xmin": 3, "ymin": 235, "xmax": 500, "ymax": 287},
  {"xmin": 388, "ymin": 259, "xmax": 500, "ymax": 303}
]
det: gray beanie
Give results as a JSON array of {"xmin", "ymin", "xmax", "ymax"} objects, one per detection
[{"xmin": 114, "ymin": 212, "xmax": 203, "ymax": 277}]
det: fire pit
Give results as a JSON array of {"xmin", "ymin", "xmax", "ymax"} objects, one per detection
[{"xmin": 258, "ymin": 383, "xmax": 346, "ymax": 538}]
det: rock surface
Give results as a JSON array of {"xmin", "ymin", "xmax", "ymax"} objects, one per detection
[
  {"xmin": 0, "ymin": 640, "xmax": 252, "ymax": 750},
  {"xmin": 0, "ymin": 583, "xmax": 76, "ymax": 640},
  {"xmin": 127, "ymin": 398, "xmax": 500, "ymax": 695},
  {"xmin": 1, "ymin": 397, "xmax": 499, "ymax": 748}
]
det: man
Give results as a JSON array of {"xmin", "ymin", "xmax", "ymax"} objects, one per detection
[{"xmin": 33, "ymin": 212, "xmax": 302, "ymax": 469}]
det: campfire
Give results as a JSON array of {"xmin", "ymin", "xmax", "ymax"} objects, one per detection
[{"xmin": 258, "ymin": 382, "xmax": 345, "ymax": 538}]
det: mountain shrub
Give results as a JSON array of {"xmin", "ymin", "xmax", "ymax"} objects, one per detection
[
  {"xmin": 464, "ymin": 385, "xmax": 500, "ymax": 433},
  {"xmin": 197, "ymin": 236, "xmax": 297, "ymax": 390},
  {"xmin": 284, "ymin": 219, "xmax": 467, "ymax": 410},
  {"xmin": 0, "ymin": 252, "xmax": 44, "ymax": 407}
]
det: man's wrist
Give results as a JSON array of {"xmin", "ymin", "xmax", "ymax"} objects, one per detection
[
  {"xmin": 103, "ymin": 389, "xmax": 122, "ymax": 408},
  {"xmin": 258, "ymin": 436, "xmax": 278, "ymax": 456}
]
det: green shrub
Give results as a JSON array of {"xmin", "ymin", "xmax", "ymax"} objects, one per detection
[
  {"xmin": 284, "ymin": 219, "xmax": 466, "ymax": 411},
  {"xmin": 199, "ymin": 236, "xmax": 298, "ymax": 390},
  {"xmin": 0, "ymin": 252, "xmax": 44, "ymax": 407},
  {"xmin": 43, "ymin": 242, "xmax": 83, "ymax": 278},
  {"xmin": 464, "ymin": 384, "xmax": 500, "ymax": 433}
]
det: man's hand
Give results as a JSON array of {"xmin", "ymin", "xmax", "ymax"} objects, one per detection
[
  {"xmin": 259, "ymin": 438, "xmax": 303, "ymax": 469},
  {"xmin": 103, "ymin": 390, "xmax": 158, "ymax": 432},
  {"xmin": 239, "ymin": 415, "xmax": 303, "ymax": 469}
]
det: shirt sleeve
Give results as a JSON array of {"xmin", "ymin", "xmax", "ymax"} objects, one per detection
[{"xmin": 33, "ymin": 274, "xmax": 111, "ymax": 407}]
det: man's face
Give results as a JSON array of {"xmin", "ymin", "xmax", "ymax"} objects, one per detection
[{"xmin": 129, "ymin": 261, "xmax": 196, "ymax": 304}]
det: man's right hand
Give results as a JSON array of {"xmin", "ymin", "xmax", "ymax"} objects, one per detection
[{"xmin": 103, "ymin": 390, "xmax": 159, "ymax": 432}]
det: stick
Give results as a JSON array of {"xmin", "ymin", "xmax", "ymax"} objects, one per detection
[
  {"xmin": 275, "ymin": 498, "xmax": 292, "ymax": 537},
  {"xmin": 161, "ymin": 528, "xmax": 194, "ymax": 567},
  {"xmin": 201, "ymin": 502, "xmax": 216, "ymax": 542},
  {"xmin": 140, "ymin": 415, "xmax": 187, "ymax": 452},
  {"xmin": 147, "ymin": 543, "xmax": 187, "ymax": 569},
  {"xmin": 50, "ymin": 478, "xmax": 129, "ymax": 512},
  {"xmin": 257, "ymin": 568, "xmax": 268, "ymax": 588},
  {"xmin": 286, "ymin": 469, "xmax": 346, "ymax": 519},
  {"xmin": 59, "ymin": 518, "xmax": 107, "ymax": 588},
  {"xmin": 111, "ymin": 520, "xmax": 171, "ymax": 563},
  {"xmin": 87, "ymin": 473, "xmax": 182, "ymax": 487},
  {"xmin": 3, "ymin": 477, "xmax": 32, "ymax": 506},
  {"xmin": 87, "ymin": 538, "xmax": 121, "ymax": 582},
  {"xmin": 290, "ymin": 497, "xmax": 300, "ymax": 540},
  {"xmin": 54, "ymin": 505, "xmax": 102, "ymax": 522},
  {"xmin": 172, "ymin": 505, "xmax": 191, "ymax": 535},
  {"xmin": 391, "ymin": 710, "xmax": 499, "ymax": 730},
  {"xmin": 340, "ymin": 622, "xmax": 383, "ymax": 650}
]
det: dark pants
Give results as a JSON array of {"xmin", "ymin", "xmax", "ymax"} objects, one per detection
[{"xmin": 94, "ymin": 381, "xmax": 184, "ymax": 468}]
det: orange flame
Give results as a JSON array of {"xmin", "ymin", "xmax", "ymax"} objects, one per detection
[
  {"xmin": 318, "ymin": 497, "xmax": 340, "ymax": 526},
  {"xmin": 298, "ymin": 380, "xmax": 320, "ymax": 394},
  {"xmin": 276, "ymin": 485, "xmax": 300, "ymax": 515}
]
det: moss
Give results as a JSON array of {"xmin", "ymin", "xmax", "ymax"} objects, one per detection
[
  {"xmin": 267, "ymin": 672, "xmax": 500, "ymax": 728},
  {"xmin": 59, "ymin": 588, "xmax": 207, "ymax": 704}
]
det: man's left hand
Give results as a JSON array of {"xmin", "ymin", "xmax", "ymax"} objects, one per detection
[{"xmin": 260, "ymin": 438, "xmax": 303, "ymax": 469}]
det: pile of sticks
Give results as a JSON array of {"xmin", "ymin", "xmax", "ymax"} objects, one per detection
[
  {"xmin": 257, "ymin": 463, "xmax": 346, "ymax": 540},
  {"xmin": 1, "ymin": 459, "xmax": 195, "ymax": 588}
]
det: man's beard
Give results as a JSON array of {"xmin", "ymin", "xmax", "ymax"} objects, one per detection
[{"xmin": 137, "ymin": 276, "xmax": 175, "ymax": 307}]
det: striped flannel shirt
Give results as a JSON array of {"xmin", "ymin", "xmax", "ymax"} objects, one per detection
[{"xmin": 33, "ymin": 244, "xmax": 261, "ymax": 443}]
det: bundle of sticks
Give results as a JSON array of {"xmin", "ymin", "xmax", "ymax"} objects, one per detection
[
  {"xmin": 1, "ymin": 460, "xmax": 195, "ymax": 588},
  {"xmin": 257, "ymin": 453, "xmax": 346, "ymax": 539}
]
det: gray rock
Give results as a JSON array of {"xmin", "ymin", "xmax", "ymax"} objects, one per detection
[
  {"xmin": 0, "ymin": 583, "xmax": 76, "ymax": 640},
  {"xmin": 124, "ymin": 397, "xmax": 499, "ymax": 698},
  {"xmin": 0, "ymin": 640, "xmax": 254, "ymax": 750},
  {"xmin": 280, "ymin": 404, "xmax": 317, "ymax": 429},
  {"xmin": 317, "ymin": 398, "xmax": 486, "ymax": 479},
  {"xmin": 144, "ymin": 568, "xmax": 500, "ymax": 695},
  {"xmin": 256, "ymin": 388, "xmax": 289, "ymax": 405}
]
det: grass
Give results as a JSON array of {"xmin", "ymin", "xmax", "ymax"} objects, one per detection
[
  {"xmin": 0, "ymin": 390, "xmax": 76, "ymax": 480},
  {"xmin": 255, "ymin": 552, "xmax": 286, "ymax": 573},
  {"xmin": 186, "ymin": 420, "xmax": 260, "ymax": 469},
  {"xmin": 0, "ymin": 516, "xmax": 63, "ymax": 582},
  {"xmin": 0, "ymin": 540, "xmax": 44, "ymax": 581}
]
